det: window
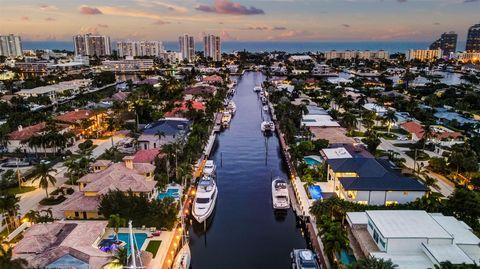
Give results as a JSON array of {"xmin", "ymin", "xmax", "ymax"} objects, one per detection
[
  {"xmin": 373, "ymin": 230, "xmax": 379, "ymax": 243},
  {"xmin": 379, "ymin": 238, "xmax": 386, "ymax": 248},
  {"xmin": 385, "ymin": 201, "xmax": 398, "ymax": 206},
  {"xmin": 74, "ymin": 211, "xmax": 79, "ymax": 217},
  {"xmin": 368, "ymin": 221, "xmax": 373, "ymax": 230},
  {"xmin": 403, "ymin": 191, "xmax": 409, "ymax": 196}
]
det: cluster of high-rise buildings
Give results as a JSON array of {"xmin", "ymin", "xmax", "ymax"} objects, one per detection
[{"xmin": 178, "ymin": 34, "xmax": 222, "ymax": 62}]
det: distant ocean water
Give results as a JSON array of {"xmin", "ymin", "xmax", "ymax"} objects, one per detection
[{"xmin": 22, "ymin": 40, "xmax": 468, "ymax": 54}]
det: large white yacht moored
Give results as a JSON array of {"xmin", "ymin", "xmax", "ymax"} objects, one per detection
[
  {"xmin": 226, "ymin": 100, "xmax": 237, "ymax": 115},
  {"xmin": 272, "ymin": 178, "xmax": 290, "ymax": 209},
  {"xmin": 261, "ymin": 121, "xmax": 275, "ymax": 133},
  {"xmin": 222, "ymin": 112, "xmax": 232, "ymax": 128},
  {"xmin": 291, "ymin": 249, "xmax": 321, "ymax": 269},
  {"xmin": 192, "ymin": 176, "xmax": 218, "ymax": 223},
  {"xmin": 203, "ymin": 160, "xmax": 216, "ymax": 176}
]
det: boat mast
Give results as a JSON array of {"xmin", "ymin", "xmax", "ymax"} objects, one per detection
[{"xmin": 129, "ymin": 220, "xmax": 137, "ymax": 269}]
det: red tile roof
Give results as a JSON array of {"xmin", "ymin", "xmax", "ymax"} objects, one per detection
[
  {"xmin": 401, "ymin": 121, "xmax": 425, "ymax": 139},
  {"xmin": 164, "ymin": 101, "xmax": 206, "ymax": 117},
  {"xmin": 184, "ymin": 85, "xmax": 216, "ymax": 95},
  {"xmin": 133, "ymin": 149, "xmax": 165, "ymax": 163},
  {"xmin": 8, "ymin": 123, "xmax": 46, "ymax": 141},
  {"xmin": 203, "ymin": 75, "xmax": 223, "ymax": 83},
  {"xmin": 54, "ymin": 109, "xmax": 97, "ymax": 124}
]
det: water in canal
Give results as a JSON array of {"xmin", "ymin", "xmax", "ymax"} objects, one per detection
[{"xmin": 189, "ymin": 72, "xmax": 307, "ymax": 269}]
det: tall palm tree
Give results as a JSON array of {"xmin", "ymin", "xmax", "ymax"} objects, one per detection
[
  {"xmin": 0, "ymin": 247, "xmax": 28, "ymax": 269},
  {"xmin": 110, "ymin": 247, "xmax": 128, "ymax": 267},
  {"xmin": 106, "ymin": 116, "xmax": 119, "ymax": 148},
  {"xmin": 32, "ymin": 163, "xmax": 57, "ymax": 198},
  {"xmin": 383, "ymin": 110, "xmax": 398, "ymax": 134},
  {"xmin": 108, "ymin": 214, "xmax": 126, "ymax": 240},
  {"xmin": 340, "ymin": 112, "xmax": 358, "ymax": 136},
  {"xmin": 155, "ymin": 131, "xmax": 166, "ymax": 148},
  {"xmin": 0, "ymin": 194, "xmax": 20, "ymax": 232},
  {"xmin": 423, "ymin": 124, "xmax": 434, "ymax": 149},
  {"xmin": 318, "ymin": 216, "xmax": 349, "ymax": 264},
  {"xmin": 349, "ymin": 257, "xmax": 398, "ymax": 269}
]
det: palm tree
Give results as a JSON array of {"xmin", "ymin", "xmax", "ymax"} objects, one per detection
[
  {"xmin": 108, "ymin": 214, "xmax": 126, "ymax": 240},
  {"xmin": 0, "ymin": 247, "xmax": 28, "ymax": 269},
  {"xmin": 110, "ymin": 247, "xmax": 128, "ymax": 267},
  {"xmin": 155, "ymin": 131, "xmax": 166, "ymax": 148},
  {"xmin": 318, "ymin": 216, "xmax": 349, "ymax": 264},
  {"xmin": 340, "ymin": 112, "xmax": 358, "ymax": 135},
  {"xmin": 383, "ymin": 110, "xmax": 398, "ymax": 134},
  {"xmin": 32, "ymin": 163, "xmax": 57, "ymax": 198},
  {"xmin": 106, "ymin": 116, "xmax": 119, "ymax": 148},
  {"xmin": 423, "ymin": 124, "xmax": 434, "ymax": 149},
  {"xmin": 0, "ymin": 194, "xmax": 20, "ymax": 232},
  {"xmin": 350, "ymin": 257, "xmax": 398, "ymax": 269}
]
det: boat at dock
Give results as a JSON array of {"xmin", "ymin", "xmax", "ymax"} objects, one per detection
[
  {"xmin": 272, "ymin": 178, "xmax": 290, "ymax": 209},
  {"xmin": 261, "ymin": 121, "xmax": 275, "ymax": 133},
  {"xmin": 203, "ymin": 160, "xmax": 216, "ymax": 176},
  {"xmin": 263, "ymin": 105, "xmax": 269, "ymax": 111},
  {"xmin": 261, "ymin": 96, "xmax": 267, "ymax": 105},
  {"xmin": 192, "ymin": 176, "xmax": 218, "ymax": 223},
  {"xmin": 226, "ymin": 100, "xmax": 237, "ymax": 115},
  {"xmin": 253, "ymin": 86, "xmax": 262, "ymax": 92},
  {"xmin": 173, "ymin": 243, "xmax": 191, "ymax": 269},
  {"xmin": 222, "ymin": 112, "xmax": 232, "ymax": 128},
  {"xmin": 291, "ymin": 249, "xmax": 321, "ymax": 269}
]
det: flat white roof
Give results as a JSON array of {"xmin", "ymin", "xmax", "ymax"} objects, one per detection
[
  {"xmin": 301, "ymin": 114, "xmax": 340, "ymax": 127},
  {"xmin": 322, "ymin": 147, "xmax": 353, "ymax": 160},
  {"xmin": 371, "ymin": 253, "xmax": 434, "ymax": 269},
  {"xmin": 363, "ymin": 103, "xmax": 388, "ymax": 113},
  {"xmin": 431, "ymin": 215, "xmax": 480, "ymax": 245},
  {"xmin": 346, "ymin": 212, "xmax": 368, "ymax": 225},
  {"xmin": 423, "ymin": 243, "xmax": 474, "ymax": 265},
  {"xmin": 366, "ymin": 210, "xmax": 452, "ymax": 239}
]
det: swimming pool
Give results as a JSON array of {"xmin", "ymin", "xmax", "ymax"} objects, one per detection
[
  {"xmin": 304, "ymin": 155, "xmax": 322, "ymax": 166},
  {"xmin": 308, "ymin": 185, "xmax": 323, "ymax": 200},
  {"xmin": 157, "ymin": 188, "xmax": 180, "ymax": 200},
  {"xmin": 339, "ymin": 249, "xmax": 356, "ymax": 265},
  {"xmin": 117, "ymin": 233, "xmax": 148, "ymax": 255}
]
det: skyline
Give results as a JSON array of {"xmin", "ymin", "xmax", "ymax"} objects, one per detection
[{"xmin": 0, "ymin": 0, "xmax": 479, "ymax": 42}]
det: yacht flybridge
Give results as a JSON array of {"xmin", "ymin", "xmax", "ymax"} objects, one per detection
[
  {"xmin": 192, "ymin": 176, "xmax": 218, "ymax": 223},
  {"xmin": 272, "ymin": 178, "xmax": 290, "ymax": 209},
  {"xmin": 291, "ymin": 249, "xmax": 321, "ymax": 269},
  {"xmin": 226, "ymin": 100, "xmax": 237, "ymax": 115},
  {"xmin": 203, "ymin": 160, "xmax": 216, "ymax": 176},
  {"xmin": 261, "ymin": 121, "xmax": 275, "ymax": 133},
  {"xmin": 253, "ymin": 86, "xmax": 262, "ymax": 92}
]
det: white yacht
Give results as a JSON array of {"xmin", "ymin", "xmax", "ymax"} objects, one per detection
[
  {"xmin": 192, "ymin": 176, "xmax": 218, "ymax": 223},
  {"xmin": 173, "ymin": 244, "xmax": 191, "ymax": 269},
  {"xmin": 222, "ymin": 112, "xmax": 232, "ymax": 128},
  {"xmin": 291, "ymin": 249, "xmax": 321, "ymax": 269},
  {"xmin": 261, "ymin": 96, "xmax": 267, "ymax": 105},
  {"xmin": 226, "ymin": 101, "xmax": 237, "ymax": 115},
  {"xmin": 263, "ymin": 105, "xmax": 269, "ymax": 111},
  {"xmin": 203, "ymin": 160, "xmax": 216, "ymax": 176},
  {"xmin": 261, "ymin": 121, "xmax": 275, "ymax": 132},
  {"xmin": 272, "ymin": 178, "xmax": 290, "ymax": 209},
  {"xmin": 253, "ymin": 86, "xmax": 262, "ymax": 92}
]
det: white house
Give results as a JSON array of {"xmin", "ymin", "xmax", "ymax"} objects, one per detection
[
  {"xmin": 347, "ymin": 210, "xmax": 480, "ymax": 269},
  {"xmin": 301, "ymin": 114, "xmax": 340, "ymax": 128}
]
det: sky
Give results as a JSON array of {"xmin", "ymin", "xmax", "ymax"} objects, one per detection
[{"xmin": 0, "ymin": 0, "xmax": 479, "ymax": 42}]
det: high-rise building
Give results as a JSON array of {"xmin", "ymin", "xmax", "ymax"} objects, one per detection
[
  {"xmin": 466, "ymin": 23, "xmax": 480, "ymax": 52},
  {"xmin": 323, "ymin": 50, "xmax": 389, "ymax": 60},
  {"xmin": 73, "ymin": 34, "xmax": 111, "ymax": 56},
  {"xmin": 0, "ymin": 34, "xmax": 23, "ymax": 57},
  {"xmin": 429, "ymin": 32, "xmax": 457, "ymax": 56},
  {"xmin": 203, "ymin": 34, "xmax": 221, "ymax": 61},
  {"xmin": 117, "ymin": 40, "xmax": 165, "ymax": 57},
  {"xmin": 179, "ymin": 34, "xmax": 195, "ymax": 62}
]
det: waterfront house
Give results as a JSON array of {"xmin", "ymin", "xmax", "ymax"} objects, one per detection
[
  {"xmin": 202, "ymin": 75, "xmax": 223, "ymax": 84},
  {"xmin": 54, "ymin": 109, "xmax": 106, "ymax": 138},
  {"xmin": 13, "ymin": 220, "xmax": 112, "ymax": 269},
  {"xmin": 400, "ymin": 121, "xmax": 463, "ymax": 146},
  {"xmin": 7, "ymin": 122, "xmax": 70, "ymax": 153},
  {"xmin": 183, "ymin": 85, "xmax": 217, "ymax": 101},
  {"xmin": 133, "ymin": 148, "xmax": 164, "ymax": 165},
  {"xmin": 164, "ymin": 100, "xmax": 206, "ymax": 118},
  {"xmin": 326, "ymin": 158, "xmax": 428, "ymax": 205},
  {"xmin": 347, "ymin": 210, "xmax": 480, "ymax": 268},
  {"xmin": 61, "ymin": 156, "xmax": 156, "ymax": 219},
  {"xmin": 138, "ymin": 118, "xmax": 191, "ymax": 150},
  {"xmin": 362, "ymin": 103, "xmax": 388, "ymax": 116}
]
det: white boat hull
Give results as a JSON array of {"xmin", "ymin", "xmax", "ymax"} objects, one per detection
[
  {"xmin": 272, "ymin": 179, "xmax": 290, "ymax": 209},
  {"xmin": 192, "ymin": 182, "xmax": 218, "ymax": 223},
  {"xmin": 173, "ymin": 244, "xmax": 191, "ymax": 269}
]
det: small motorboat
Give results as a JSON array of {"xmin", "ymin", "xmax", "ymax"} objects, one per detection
[
  {"xmin": 192, "ymin": 176, "xmax": 218, "ymax": 223},
  {"xmin": 222, "ymin": 112, "xmax": 232, "ymax": 128},
  {"xmin": 203, "ymin": 160, "xmax": 216, "ymax": 176},
  {"xmin": 226, "ymin": 101, "xmax": 237, "ymax": 115},
  {"xmin": 253, "ymin": 86, "xmax": 262, "ymax": 92},
  {"xmin": 261, "ymin": 121, "xmax": 275, "ymax": 132},
  {"xmin": 263, "ymin": 105, "xmax": 269, "ymax": 111},
  {"xmin": 291, "ymin": 249, "xmax": 320, "ymax": 269},
  {"xmin": 272, "ymin": 178, "xmax": 290, "ymax": 209},
  {"xmin": 261, "ymin": 96, "xmax": 267, "ymax": 105},
  {"xmin": 173, "ymin": 244, "xmax": 191, "ymax": 269}
]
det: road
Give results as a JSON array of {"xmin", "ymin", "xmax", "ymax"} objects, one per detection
[
  {"xmin": 379, "ymin": 138, "xmax": 454, "ymax": 197},
  {"xmin": 17, "ymin": 135, "xmax": 125, "ymax": 215}
]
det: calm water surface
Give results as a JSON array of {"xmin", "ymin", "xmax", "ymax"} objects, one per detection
[{"xmin": 188, "ymin": 72, "xmax": 307, "ymax": 269}]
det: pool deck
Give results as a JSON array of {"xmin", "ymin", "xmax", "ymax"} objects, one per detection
[{"xmin": 100, "ymin": 227, "xmax": 174, "ymax": 269}]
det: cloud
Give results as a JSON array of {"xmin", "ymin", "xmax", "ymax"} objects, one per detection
[
  {"xmin": 464, "ymin": 0, "xmax": 479, "ymax": 2},
  {"xmin": 20, "ymin": 16, "xmax": 29, "ymax": 21},
  {"xmin": 80, "ymin": 26, "xmax": 100, "ymax": 34},
  {"xmin": 342, "ymin": 24, "xmax": 351, "ymax": 28},
  {"xmin": 39, "ymin": 4, "xmax": 58, "ymax": 11},
  {"xmin": 154, "ymin": 20, "xmax": 170, "ymax": 25},
  {"xmin": 136, "ymin": 0, "xmax": 188, "ymax": 13},
  {"xmin": 433, "ymin": 22, "xmax": 441, "ymax": 25},
  {"xmin": 196, "ymin": 0, "xmax": 265, "ymax": 15},
  {"xmin": 97, "ymin": 24, "xmax": 109, "ymax": 28},
  {"xmin": 45, "ymin": 17, "xmax": 55, "ymax": 22},
  {"xmin": 79, "ymin": 6, "xmax": 103, "ymax": 15},
  {"xmin": 243, "ymin": 25, "xmax": 286, "ymax": 31},
  {"xmin": 220, "ymin": 30, "xmax": 239, "ymax": 41}
]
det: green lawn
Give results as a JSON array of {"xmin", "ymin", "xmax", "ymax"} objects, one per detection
[
  {"xmin": 146, "ymin": 240, "xmax": 161, "ymax": 258},
  {"xmin": 3, "ymin": 186, "xmax": 36, "ymax": 195},
  {"xmin": 379, "ymin": 133, "xmax": 399, "ymax": 140}
]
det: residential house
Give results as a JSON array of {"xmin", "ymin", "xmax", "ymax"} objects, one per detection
[
  {"xmin": 138, "ymin": 118, "xmax": 191, "ymax": 150},
  {"xmin": 183, "ymin": 85, "xmax": 217, "ymax": 101},
  {"xmin": 133, "ymin": 148, "xmax": 164, "ymax": 164},
  {"xmin": 401, "ymin": 121, "xmax": 464, "ymax": 146},
  {"xmin": 164, "ymin": 100, "xmax": 206, "ymax": 118},
  {"xmin": 61, "ymin": 156, "xmax": 156, "ymax": 219},
  {"xmin": 54, "ymin": 109, "xmax": 106, "ymax": 138},
  {"xmin": 7, "ymin": 122, "xmax": 70, "ymax": 153},
  {"xmin": 347, "ymin": 210, "xmax": 480, "ymax": 269},
  {"xmin": 326, "ymin": 158, "xmax": 428, "ymax": 205},
  {"xmin": 202, "ymin": 75, "xmax": 223, "ymax": 84},
  {"xmin": 13, "ymin": 220, "xmax": 112, "ymax": 269},
  {"xmin": 363, "ymin": 103, "xmax": 388, "ymax": 116}
]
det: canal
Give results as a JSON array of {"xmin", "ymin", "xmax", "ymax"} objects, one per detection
[{"xmin": 189, "ymin": 72, "xmax": 307, "ymax": 269}]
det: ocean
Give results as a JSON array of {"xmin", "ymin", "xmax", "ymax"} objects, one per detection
[{"xmin": 21, "ymin": 40, "xmax": 468, "ymax": 54}]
